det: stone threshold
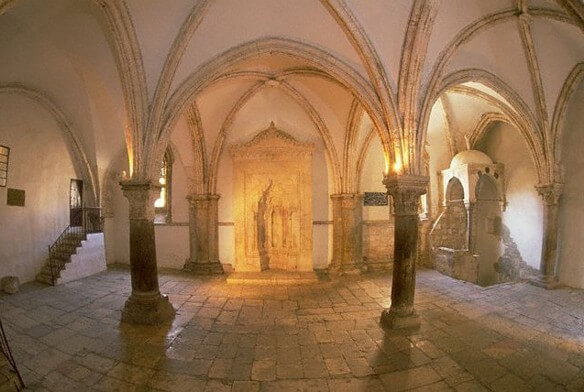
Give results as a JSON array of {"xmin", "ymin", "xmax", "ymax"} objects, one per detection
[{"xmin": 226, "ymin": 270, "xmax": 327, "ymax": 285}]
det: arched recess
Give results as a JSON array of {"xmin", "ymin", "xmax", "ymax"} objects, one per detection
[
  {"xmin": 0, "ymin": 84, "xmax": 98, "ymax": 204},
  {"xmin": 206, "ymin": 76, "xmax": 342, "ymax": 195},
  {"xmin": 417, "ymin": 69, "xmax": 548, "ymax": 183},
  {"xmin": 147, "ymin": 37, "xmax": 397, "ymax": 180},
  {"xmin": 552, "ymin": 62, "xmax": 584, "ymax": 166},
  {"xmin": 557, "ymin": 71, "xmax": 584, "ymax": 289},
  {"xmin": 475, "ymin": 121, "xmax": 542, "ymax": 270}
]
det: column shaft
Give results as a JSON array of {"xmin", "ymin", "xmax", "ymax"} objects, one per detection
[
  {"xmin": 536, "ymin": 183, "xmax": 562, "ymax": 287},
  {"xmin": 380, "ymin": 174, "xmax": 428, "ymax": 329},
  {"xmin": 330, "ymin": 193, "xmax": 364, "ymax": 274},
  {"xmin": 120, "ymin": 180, "xmax": 175, "ymax": 325},
  {"xmin": 184, "ymin": 194, "xmax": 223, "ymax": 274}
]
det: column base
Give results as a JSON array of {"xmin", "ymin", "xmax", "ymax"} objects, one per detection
[
  {"xmin": 380, "ymin": 308, "xmax": 420, "ymax": 330},
  {"xmin": 121, "ymin": 291, "xmax": 175, "ymax": 325},
  {"xmin": 529, "ymin": 275, "xmax": 560, "ymax": 290},
  {"xmin": 328, "ymin": 261, "xmax": 367, "ymax": 276},
  {"xmin": 184, "ymin": 260, "xmax": 224, "ymax": 275}
]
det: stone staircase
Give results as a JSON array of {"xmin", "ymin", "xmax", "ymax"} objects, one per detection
[{"xmin": 36, "ymin": 231, "xmax": 85, "ymax": 285}]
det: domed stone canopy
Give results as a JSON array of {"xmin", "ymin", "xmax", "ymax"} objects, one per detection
[{"xmin": 449, "ymin": 150, "xmax": 493, "ymax": 169}]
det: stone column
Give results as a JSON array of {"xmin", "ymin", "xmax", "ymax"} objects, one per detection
[
  {"xmin": 535, "ymin": 183, "xmax": 562, "ymax": 288},
  {"xmin": 184, "ymin": 194, "xmax": 224, "ymax": 274},
  {"xmin": 380, "ymin": 174, "xmax": 428, "ymax": 329},
  {"xmin": 330, "ymin": 193, "xmax": 364, "ymax": 274},
  {"xmin": 120, "ymin": 180, "xmax": 175, "ymax": 325}
]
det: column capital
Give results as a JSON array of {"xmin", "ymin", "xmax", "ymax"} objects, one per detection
[
  {"xmin": 383, "ymin": 174, "xmax": 429, "ymax": 216},
  {"xmin": 120, "ymin": 180, "xmax": 161, "ymax": 220},
  {"xmin": 187, "ymin": 193, "xmax": 220, "ymax": 203},
  {"xmin": 535, "ymin": 183, "xmax": 563, "ymax": 206}
]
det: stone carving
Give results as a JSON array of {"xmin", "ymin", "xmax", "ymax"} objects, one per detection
[
  {"xmin": 363, "ymin": 192, "xmax": 388, "ymax": 206},
  {"xmin": 231, "ymin": 123, "xmax": 313, "ymax": 272}
]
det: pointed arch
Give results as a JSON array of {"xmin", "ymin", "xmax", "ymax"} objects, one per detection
[
  {"xmin": 149, "ymin": 37, "xmax": 395, "ymax": 180},
  {"xmin": 0, "ymin": 84, "xmax": 99, "ymax": 204}
]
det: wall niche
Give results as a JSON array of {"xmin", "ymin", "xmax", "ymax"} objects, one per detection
[
  {"xmin": 230, "ymin": 123, "xmax": 314, "ymax": 272},
  {"xmin": 430, "ymin": 150, "xmax": 506, "ymax": 286}
]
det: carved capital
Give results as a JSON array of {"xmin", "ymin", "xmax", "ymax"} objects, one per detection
[
  {"xmin": 120, "ymin": 180, "xmax": 161, "ymax": 220},
  {"xmin": 187, "ymin": 194, "xmax": 220, "ymax": 206},
  {"xmin": 331, "ymin": 193, "xmax": 364, "ymax": 209},
  {"xmin": 383, "ymin": 174, "xmax": 428, "ymax": 216},
  {"xmin": 535, "ymin": 183, "xmax": 563, "ymax": 206}
]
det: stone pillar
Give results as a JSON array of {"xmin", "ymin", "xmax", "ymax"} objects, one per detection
[
  {"xmin": 380, "ymin": 174, "xmax": 428, "ymax": 329},
  {"xmin": 184, "ymin": 194, "xmax": 224, "ymax": 274},
  {"xmin": 120, "ymin": 180, "xmax": 175, "ymax": 325},
  {"xmin": 330, "ymin": 193, "xmax": 364, "ymax": 274},
  {"xmin": 535, "ymin": 183, "xmax": 562, "ymax": 288}
]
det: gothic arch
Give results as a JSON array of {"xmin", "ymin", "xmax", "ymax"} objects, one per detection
[
  {"xmin": 0, "ymin": 84, "xmax": 99, "ymax": 204},
  {"xmin": 148, "ymin": 37, "xmax": 396, "ymax": 181}
]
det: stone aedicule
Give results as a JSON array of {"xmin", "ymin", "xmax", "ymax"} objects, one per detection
[
  {"xmin": 381, "ymin": 174, "xmax": 428, "ymax": 329},
  {"xmin": 120, "ymin": 180, "xmax": 175, "ymax": 325},
  {"xmin": 230, "ymin": 123, "xmax": 314, "ymax": 272}
]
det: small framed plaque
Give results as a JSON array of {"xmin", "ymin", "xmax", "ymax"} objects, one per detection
[
  {"xmin": 363, "ymin": 192, "xmax": 388, "ymax": 206},
  {"xmin": 7, "ymin": 188, "xmax": 25, "ymax": 207}
]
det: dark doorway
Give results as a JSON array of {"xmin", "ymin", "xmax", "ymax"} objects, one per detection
[{"xmin": 70, "ymin": 179, "xmax": 83, "ymax": 227}]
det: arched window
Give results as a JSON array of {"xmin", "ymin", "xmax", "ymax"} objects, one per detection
[{"xmin": 154, "ymin": 148, "xmax": 173, "ymax": 224}]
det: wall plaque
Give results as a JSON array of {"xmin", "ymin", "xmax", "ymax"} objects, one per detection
[
  {"xmin": 7, "ymin": 188, "xmax": 25, "ymax": 207},
  {"xmin": 364, "ymin": 192, "xmax": 388, "ymax": 206}
]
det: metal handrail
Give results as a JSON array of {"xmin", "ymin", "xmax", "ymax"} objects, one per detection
[
  {"xmin": 47, "ymin": 207, "xmax": 103, "ymax": 285},
  {"xmin": 0, "ymin": 318, "xmax": 24, "ymax": 390}
]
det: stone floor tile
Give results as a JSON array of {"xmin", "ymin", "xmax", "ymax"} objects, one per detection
[
  {"xmin": 324, "ymin": 358, "xmax": 350, "ymax": 376},
  {"xmin": 251, "ymin": 360, "xmax": 276, "ymax": 381},
  {"xmin": 232, "ymin": 380, "xmax": 260, "ymax": 392},
  {"xmin": 327, "ymin": 377, "xmax": 385, "ymax": 392},
  {"xmin": 379, "ymin": 365, "xmax": 443, "ymax": 391}
]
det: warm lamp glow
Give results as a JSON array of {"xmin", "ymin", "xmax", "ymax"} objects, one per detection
[{"xmin": 393, "ymin": 159, "xmax": 402, "ymax": 174}]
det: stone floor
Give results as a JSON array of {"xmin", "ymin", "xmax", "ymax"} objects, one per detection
[{"xmin": 1, "ymin": 266, "xmax": 584, "ymax": 391}]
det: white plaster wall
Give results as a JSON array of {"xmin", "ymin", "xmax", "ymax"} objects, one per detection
[
  {"xmin": 426, "ymin": 100, "xmax": 453, "ymax": 217},
  {"xmin": 476, "ymin": 122, "xmax": 542, "ymax": 269},
  {"xmin": 557, "ymin": 79, "xmax": 584, "ymax": 289},
  {"xmin": 60, "ymin": 233, "xmax": 107, "ymax": 284},
  {"xmin": 360, "ymin": 136, "xmax": 391, "ymax": 221},
  {"xmin": 155, "ymin": 225, "xmax": 189, "ymax": 269},
  {"xmin": 0, "ymin": 95, "xmax": 80, "ymax": 282}
]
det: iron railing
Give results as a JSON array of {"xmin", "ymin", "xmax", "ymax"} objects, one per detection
[
  {"xmin": 47, "ymin": 207, "xmax": 103, "ymax": 285},
  {"xmin": 0, "ymin": 318, "xmax": 24, "ymax": 390}
]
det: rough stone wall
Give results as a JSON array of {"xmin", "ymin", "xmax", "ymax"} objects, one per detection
[
  {"xmin": 430, "ymin": 202, "xmax": 467, "ymax": 250},
  {"xmin": 362, "ymin": 221, "xmax": 393, "ymax": 271},
  {"xmin": 433, "ymin": 248, "xmax": 478, "ymax": 283},
  {"xmin": 495, "ymin": 224, "xmax": 538, "ymax": 282}
]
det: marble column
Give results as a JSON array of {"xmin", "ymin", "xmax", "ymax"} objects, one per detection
[
  {"xmin": 120, "ymin": 180, "xmax": 175, "ymax": 325},
  {"xmin": 380, "ymin": 174, "xmax": 428, "ymax": 329},
  {"xmin": 184, "ymin": 194, "xmax": 224, "ymax": 274},
  {"xmin": 330, "ymin": 193, "xmax": 364, "ymax": 274},
  {"xmin": 535, "ymin": 183, "xmax": 562, "ymax": 288}
]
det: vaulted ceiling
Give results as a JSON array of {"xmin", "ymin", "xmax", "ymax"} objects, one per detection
[{"xmin": 0, "ymin": 0, "xmax": 583, "ymax": 199}]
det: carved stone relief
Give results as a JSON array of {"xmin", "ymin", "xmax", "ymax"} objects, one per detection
[{"xmin": 231, "ymin": 123, "xmax": 314, "ymax": 272}]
